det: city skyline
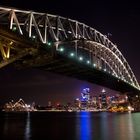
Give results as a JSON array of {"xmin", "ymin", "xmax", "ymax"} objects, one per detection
[
  {"xmin": 0, "ymin": 0, "xmax": 140, "ymax": 105},
  {"xmin": 0, "ymin": 66, "xmax": 117, "ymax": 105}
]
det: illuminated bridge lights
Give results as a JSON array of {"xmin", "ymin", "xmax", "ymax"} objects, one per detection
[
  {"xmin": 0, "ymin": 6, "xmax": 139, "ymax": 91},
  {"xmin": 79, "ymin": 56, "xmax": 83, "ymax": 61},
  {"xmin": 93, "ymin": 63, "xmax": 96, "ymax": 67},
  {"xmin": 86, "ymin": 60, "xmax": 90, "ymax": 64},
  {"xmin": 118, "ymin": 77, "xmax": 121, "ymax": 80},
  {"xmin": 99, "ymin": 66, "xmax": 102, "ymax": 70},
  {"xmin": 130, "ymin": 83, "xmax": 134, "ymax": 86},
  {"xmin": 70, "ymin": 52, "xmax": 75, "ymax": 57},
  {"xmin": 116, "ymin": 75, "xmax": 121, "ymax": 80},
  {"xmin": 12, "ymin": 26, "xmax": 17, "ymax": 31},
  {"xmin": 9, "ymin": 41, "xmax": 13, "ymax": 45},
  {"xmin": 47, "ymin": 42, "xmax": 52, "ymax": 46},
  {"xmin": 32, "ymin": 35, "xmax": 36, "ymax": 39},
  {"xmin": 59, "ymin": 47, "xmax": 64, "ymax": 52},
  {"xmin": 132, "ymin": 83, "xmax": 135, "ymax": 87},
  {"xmin": 112, "ymin": 73, "xmax": 115, "ymax": 76}
]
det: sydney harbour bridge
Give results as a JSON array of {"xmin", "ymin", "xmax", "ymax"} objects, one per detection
[{"xmin": 0, "ymin": 6, "xmax": 139, "ymax": 94}]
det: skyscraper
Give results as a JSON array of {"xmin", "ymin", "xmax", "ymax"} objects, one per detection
[{"xmin": 81, "ymin": 88, "xmax": 90, "ymax": 101}]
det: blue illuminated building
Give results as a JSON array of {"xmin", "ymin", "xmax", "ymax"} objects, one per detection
[
  {"xmin": 81, "ymin": 88, "xmax": 90, "ymax": 101},
  {"xmin": 80, "ymin": 88, "xmax": 91, "ymax": 109}
]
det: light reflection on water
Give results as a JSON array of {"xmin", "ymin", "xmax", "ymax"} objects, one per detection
[
  {"xmin": 99, "ymin": 112, "xmax": 134, "ymax": 140},
  {"xmin": 115, "ymin": 113, "xmax": 134, "ymax": 140},
  {"xmin": 1, "ymin": 112, "xmax": 140, "ymax": 140},
  {"xmin": 3, "ymin": 113, "xmax": 9, "ymax": 136},
  {"xmin": 77, "ymin": 112, "xmax": 92, "ymax": 140},
  {"xmin": 24, "ymin": 112, "xmax": 31, "ymax": 140},
  {"xmin": 76, "ymin": 112, "xmax": 136, "ymax": 140}
]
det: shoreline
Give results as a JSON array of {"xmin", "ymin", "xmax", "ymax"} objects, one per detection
[{"xmin": 1, "ymin": 110, "xmax": 139, "ymax": 113}]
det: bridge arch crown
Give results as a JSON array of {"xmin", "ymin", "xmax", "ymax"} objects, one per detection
[{"xmin": 0, "ymin": 6, "xmax": 139, "ymax": 91}]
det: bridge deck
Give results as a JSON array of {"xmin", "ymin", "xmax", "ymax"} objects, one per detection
[
  {"xmin": 39, "ymin": 54, "xmax": 139, "ymax": 94},
  {"xmin": 0, "ymin": 27, "xmax": 139, "ymax": 94}
]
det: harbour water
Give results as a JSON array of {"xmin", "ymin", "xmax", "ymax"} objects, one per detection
[{"xmin": 0, "ymin": 111, "xmax": 140, "ymax": 140}]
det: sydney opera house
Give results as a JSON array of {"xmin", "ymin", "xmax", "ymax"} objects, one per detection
[{"xmin": 3, "ymin": 98, "xmax": 35, "ymax": 111}]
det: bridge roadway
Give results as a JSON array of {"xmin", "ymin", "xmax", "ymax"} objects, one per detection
[{"xmin": 0, "ymin": 26, "xmax": 139, "ymax": 94}]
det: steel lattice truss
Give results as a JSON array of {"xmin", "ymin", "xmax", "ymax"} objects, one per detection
[{"xmin": 0, "ymin": 6, "xmax": 139, "ymax": 90}]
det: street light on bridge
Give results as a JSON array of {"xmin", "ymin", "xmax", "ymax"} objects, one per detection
[
  {"xmin": 48, "ymin": 42, "xmax": 52, "ymax": 46},
  {"xmin": 12, "ymin": 26, "xmax": 17, "ymax": 32},
  {"xmin": 59, "ymin": 47, "xmax": 64, "ymax": 52},
  {"xmin": 87, "ymin": 60, "xmax": 90, "ymax": 64},
  {"xmin": 79, "ymin": 56, "xmax": 83, "ymax": 61},
  {"xmin": 70, "ymin": 52, "xmax": 75, "ymax": 57}
]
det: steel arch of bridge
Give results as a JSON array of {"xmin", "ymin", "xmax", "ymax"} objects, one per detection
[{"xmin": 0, "ymin": 6, "xmax": 139, "ymax": 90}]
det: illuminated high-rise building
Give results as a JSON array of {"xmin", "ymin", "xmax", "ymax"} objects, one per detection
[
  {"xmin": 81, "ymin": 88, "xmax": 90, "ymax": 101},
  {"xmin": 80, "ymin": 88, "xmax": 91, "ymax": 109},
  {"xmin": 99, "ymin": 89, "xmax": 107, "ymax": 108}
]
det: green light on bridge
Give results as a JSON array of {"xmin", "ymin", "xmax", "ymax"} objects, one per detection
[
  {"xmin": 87, "ymin": 60, "xmax": 90, "ymax": 64},
  {"xmin": 79, "ymin": 56, "xmax": 83, "ymax": 61},
  {"xmin": 59, "ymin": 47, "xmax": 64, "ymax": 52},
  {"xmin": 93, "ymin": 63, "xmax": 96, "ymax": 67},
  {"xmin": 12, "ymin": 26, "xmax": 17, "ymax": 31},
  {"xmin": 70, "ymin": 53, "xmax": 75, "ymax": 57},
  {"xmin": 32, "ymin": 35, "xmax": 36, "ymax": 39},
  {"xmin": 48, "ymin": 42, "xmax": 52, "ymax": 46}
]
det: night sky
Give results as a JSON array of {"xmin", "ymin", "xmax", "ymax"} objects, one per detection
[{"xmin": 0, "ymin": 0, "xmax": 140, "ymax": 105}]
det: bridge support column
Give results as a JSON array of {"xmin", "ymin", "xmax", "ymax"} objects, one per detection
[
  {"xmin": 74, "ymin": 40, "xmax": 78, "ymax": 58},
  {"xmin": 0, "ymin": 40, "xmax": 12, "ymax": 60},
  {"xmin": 51, "ymin": 42, "xmax": 57, "ymax": 57}
]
